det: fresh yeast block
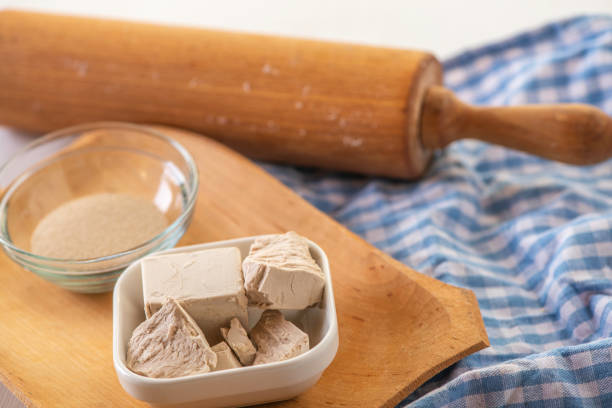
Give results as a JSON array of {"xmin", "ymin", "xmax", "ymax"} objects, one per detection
[
  {"xmin": 242, "ymin": 232, "xmax": 325, "ymax": 310},
  {"xmin": 211, "ymin": 342, "xmax": 242, "ymax": 371},
  {"xmin": 221, "ymin": 317, "xmax": 256, "ymax": 366},
  {"xmin": 251, "ymin": 310, "xmax": 309, "ymax": 365},
  {"xmin": 127, "ymin": 298, "xmax": 217, "ymax": 378},
  {"xmin": 142, "ymin": 247, "xmax": 248, "ymax": 343}
]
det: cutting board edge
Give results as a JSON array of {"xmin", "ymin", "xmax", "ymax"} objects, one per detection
[
  {"xmin": 380, "ymin": 283, "xmax": 490, "ymax": 407},
  {"xmin": 0, "ymin": 365, "xmax": 39, "ymax": 408}
]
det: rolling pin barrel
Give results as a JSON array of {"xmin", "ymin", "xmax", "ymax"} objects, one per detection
[
  {"xmin": 1, "ymin": 10, "xmax": 611, "ymax": 178},
  {"xmin": 0, "ymin": 10, "xmax": 441, "ymax": 178}
]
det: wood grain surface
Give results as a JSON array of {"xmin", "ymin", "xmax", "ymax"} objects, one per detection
[
  {"xmin": 0, "ymin": 10, "xmax": 441, "ymax": 179},
  {"xmin": 0, "ymin": 127, "xmax": 488, "ymax": 407},
  {"xmin": 421, "ymin": 86, "xmax": 612, "ymax": 165}
]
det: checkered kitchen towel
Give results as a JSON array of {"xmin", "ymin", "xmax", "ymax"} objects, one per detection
[{"xmin": 263, "ymin": 15, "xmax": 612, "ymax": 407}]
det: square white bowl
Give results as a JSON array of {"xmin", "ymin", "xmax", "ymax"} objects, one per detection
[{"xmin": 113, "ymin": 235, "xmax": 338, "ymax": 408}]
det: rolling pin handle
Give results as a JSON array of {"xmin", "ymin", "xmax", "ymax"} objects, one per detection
[{"xmin": 420, "ymin": 85, "xmax": 612, "ymax": 165}]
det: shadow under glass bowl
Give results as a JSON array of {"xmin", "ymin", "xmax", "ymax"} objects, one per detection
[{"xmin": 0, "ymin": 122, "xmax": 199, "ymax": 293}]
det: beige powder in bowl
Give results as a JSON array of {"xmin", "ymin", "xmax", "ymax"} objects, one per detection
[{"xmin": 30, "ymin": 193, "xmax": 167, "ymax": 260}]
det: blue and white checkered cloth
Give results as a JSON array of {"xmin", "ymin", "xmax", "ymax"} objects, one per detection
[{"xmin": 263, "ymin": 15, "xmax": 612, "ymax": 408}]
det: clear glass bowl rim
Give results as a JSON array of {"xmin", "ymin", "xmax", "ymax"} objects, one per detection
[{"xmin": 0, "ymin": 122, "xmax": 199, "ymax": 266}]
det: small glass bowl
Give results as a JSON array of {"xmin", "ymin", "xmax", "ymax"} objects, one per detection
[{"xmin": 0, "ymin": 122, "xmax": 199, "ymax": 293}]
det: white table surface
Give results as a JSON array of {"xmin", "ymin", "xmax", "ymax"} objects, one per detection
[{"xmin": 1, "ymin": 1, "xmax": 611, "ymax": 406}]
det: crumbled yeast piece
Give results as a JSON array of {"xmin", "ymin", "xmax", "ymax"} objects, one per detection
[
  {"xmin": 251, "ymin": 310, "xmax": 309, "ymax": 365},
  {"xmin": 211, "ymin": 341, "xmax": 242, "ymax": 371},
  {"xmin": 221, "ymin": 317, "xmax": 257, "ymax": 366},
  {"xmin": 126, "ymin": 298, "xmax": 217, "ymax": 378},
  {"xmin": 242, "ymin": 231, "xmax": 325, "ymax": 310}
]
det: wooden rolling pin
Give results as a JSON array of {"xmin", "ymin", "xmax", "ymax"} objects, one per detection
[{"xmin": 1, "ymin": 10, "xmax": 611, "ymax": 178}]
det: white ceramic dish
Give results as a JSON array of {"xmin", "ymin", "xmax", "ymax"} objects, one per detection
[{"xmin": 113, "ymin": 235, "xmax": 338, "ymax": 408}]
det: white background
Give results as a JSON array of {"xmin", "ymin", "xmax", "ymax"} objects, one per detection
[{"xmin": 1, "ymin": 1, "xmax": 611, "ymax": 406}]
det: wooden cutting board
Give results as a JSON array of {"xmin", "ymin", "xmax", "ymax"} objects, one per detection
[{"xmin": 0, "ymin": 127, "xmax": 488, "ymax": 407}]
